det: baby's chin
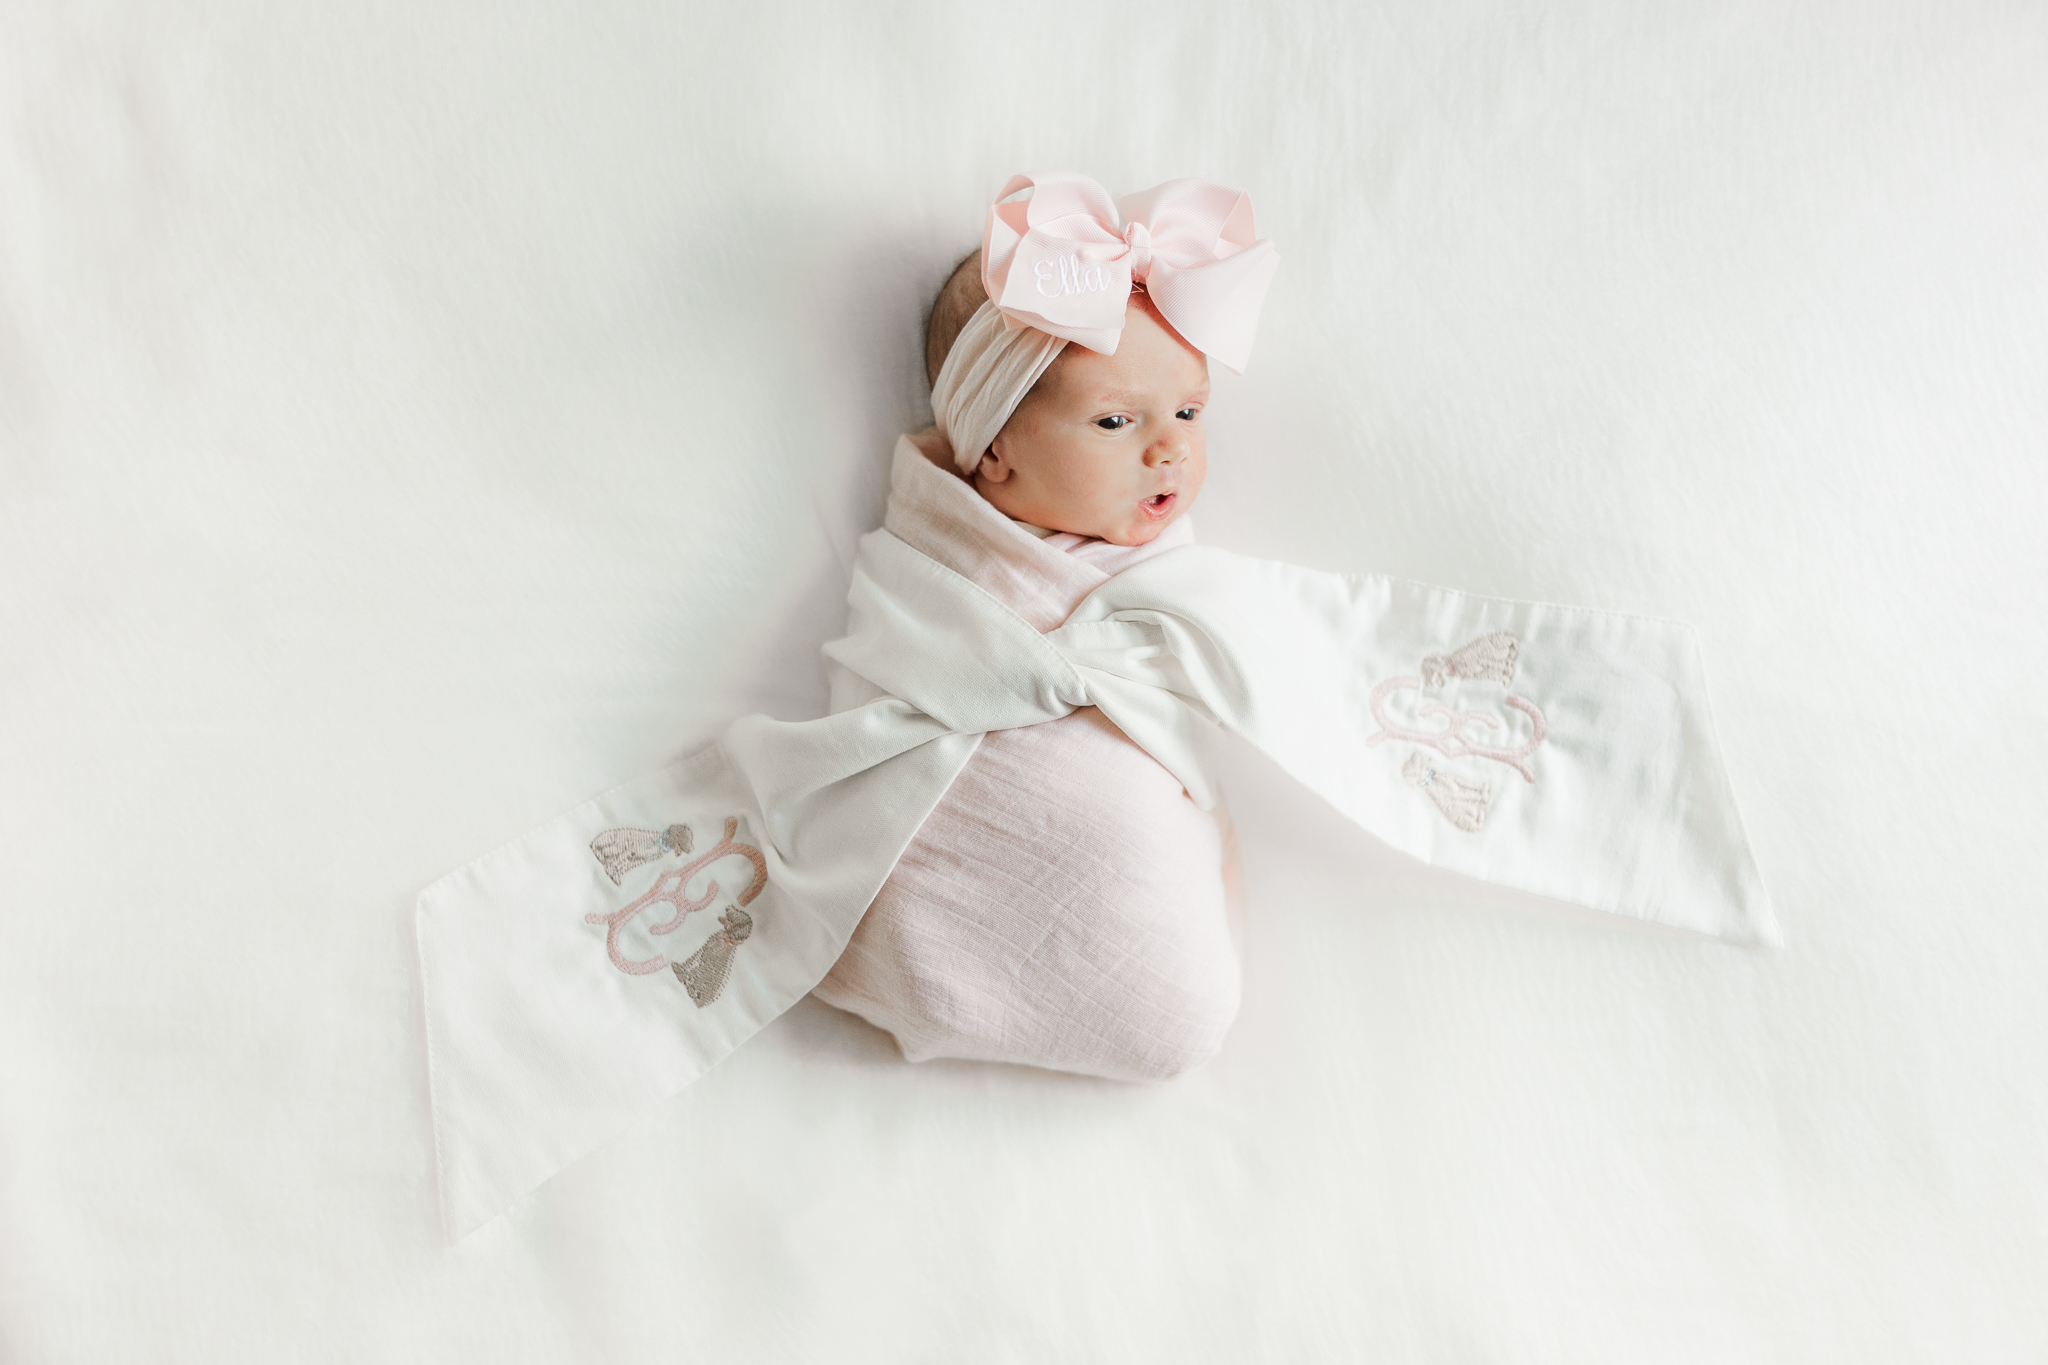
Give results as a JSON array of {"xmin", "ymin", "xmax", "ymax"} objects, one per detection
[
  {"xmin": 1092, "ymin": 519, "xmax": 1168, "ymax": 548},
  {"xmin": 1072, "ymin": 493, "xmax": 1190, "ymax": 547}
]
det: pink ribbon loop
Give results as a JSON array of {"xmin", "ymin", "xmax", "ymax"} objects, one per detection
[{"xmin": 980, "ymin": 171, "xmax": 1280, "ymax": 373}]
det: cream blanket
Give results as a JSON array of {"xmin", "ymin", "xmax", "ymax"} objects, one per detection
[{"xmin": 418, "ymin": 436, "xmax": 1775, "ymax": 1237}]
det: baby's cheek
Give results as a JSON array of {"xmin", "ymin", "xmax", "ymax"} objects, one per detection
[
  {"xmin": 1057, "ymin": 459, "xmax": 1123, "ymax": 518},
  {"xmin": 1181, "ymin": 452, "xmax": 1209, "ymax": 509}
]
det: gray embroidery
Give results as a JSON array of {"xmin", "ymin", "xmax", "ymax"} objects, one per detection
[
  {"xmin": 1403, "ymin": 751, "xmax": 1492, "ymax": 832},
  {"xmin": 1420, "ymin": 631, "xmax": 1520, "ymax": 689},
  {"xmin": 589, "ymin": 823, "xmax": 694, "ymax": 885},
  {"xmin": 672, "ymin": 906, "xmax": 753, "ymax": 1007}
]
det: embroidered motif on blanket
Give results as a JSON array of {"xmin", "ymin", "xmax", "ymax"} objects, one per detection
[
  {"xmin": 1366, "ymin": 633, "xmax": 1547, "ymax": 783},
  {"xmin": 1420, "ymin": 631, "xmax": 1519, "ymax": 688},
  {"xmin": 589, "ymin": 823, "xmax": 695, "ymax": 885},
  {"xmin": 672, "ymin": 906, "xmax": 753, "ymax": 1007},
  {"xmin": 583, "ymin": 817, "xmax": 768, "ymax": 978},
  {"xmin": 1402, "ymin": 751, "xmax": 1493, "ymax": 832}
]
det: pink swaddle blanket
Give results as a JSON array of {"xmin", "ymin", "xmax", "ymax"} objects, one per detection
[{"xmin": 812, "ymin": 435, "xmax": 1244, "ymax": 1080}]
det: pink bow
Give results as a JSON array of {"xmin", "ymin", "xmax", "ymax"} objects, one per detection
[{"xmin": 980, "ymin": 171, "xmax": 1280, "ymax": 372}]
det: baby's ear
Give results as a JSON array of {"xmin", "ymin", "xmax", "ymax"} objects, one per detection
[{"xmin": 978, "ymin": 439, "xmax": 1012, "ymax": 484}]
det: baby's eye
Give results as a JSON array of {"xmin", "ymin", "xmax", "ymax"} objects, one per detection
[
  {"xmin": 1095, "ymin": 415, "xmax": 1130, "ymax": 431},
  {"xmin": 1176, "ymin": 406, "xmax": 1201, "ymax": 421}
]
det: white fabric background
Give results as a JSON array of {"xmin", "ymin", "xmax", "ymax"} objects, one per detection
[{"xmin": 4, "ymin": 2, "xmax": 2044, "ymax": 1360}]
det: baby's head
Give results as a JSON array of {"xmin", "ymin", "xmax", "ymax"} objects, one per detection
[
  {"xmin": 926, "ymin": 253, "xmax": 1208, "ymax": 547},
  {"xmin": 924, "ymin": 172, "xmax": 1278, "ymax": 548}
]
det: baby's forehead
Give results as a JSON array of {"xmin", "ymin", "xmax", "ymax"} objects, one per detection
[
  {"xmin": 1048, "ymin": 358, "xmax": 1204, "ymax": 401},
  {"xmin": 1043, "ymin": 325, "xmax": 1209, "ymax": 404},
  {"xmin": 1056, "ymin": 370, "xmax": 1206, "ymax": 404}
]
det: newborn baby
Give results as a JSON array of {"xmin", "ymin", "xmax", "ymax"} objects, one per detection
[
  {"xmin": 813, "ymin": 187, "xmax": 1267, "ymax": 1080},
  {"xmin": 420, "ymin": 174, "xmax": 1774, "ymax": 1231}
]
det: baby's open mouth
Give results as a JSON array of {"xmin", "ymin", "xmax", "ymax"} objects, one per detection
[{"xmin": 1141, "ymin": 491, "xmax": 1177, "ymax": 519}]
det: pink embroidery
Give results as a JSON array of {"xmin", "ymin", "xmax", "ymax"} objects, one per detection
[
  {"xmin": 1364, "ymin": 676, "xmax": 1546, "ymax": 782},
  {"xmin": 583, "ymin": 817, "xmax": 769, "ymax": 976}
]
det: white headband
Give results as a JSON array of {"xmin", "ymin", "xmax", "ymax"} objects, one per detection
[{"xmin": 929, "ymin": 301, "xmax": 1067, "ymax": 475}]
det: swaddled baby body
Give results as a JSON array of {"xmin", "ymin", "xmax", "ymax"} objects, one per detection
[{"xmin": 813, "ymin": 208, "xmax": 1260, "ymax": 1080}]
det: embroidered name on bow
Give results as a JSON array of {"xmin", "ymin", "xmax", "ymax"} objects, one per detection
[{"xmin": 1033, "ymin": 252, "xmax": 1121, "ymax": 298}]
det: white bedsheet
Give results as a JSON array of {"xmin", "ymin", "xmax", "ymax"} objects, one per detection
[{"xmin": 4, "ymin": 2, "xmax": 2044, "ymax": 1360}]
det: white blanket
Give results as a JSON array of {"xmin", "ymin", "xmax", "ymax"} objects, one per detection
[
  {"xmin": 8, "ymin": 4, "xmax": 2044, "ymax": 1361},
  {"xmin": 420, "ymin": 437, "xmax": 1773, "ymax": 1236}
]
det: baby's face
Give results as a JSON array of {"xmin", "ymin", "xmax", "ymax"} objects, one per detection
[{"xmin": 975, "ymin": 295, "xmax": 1209, "ymax": 546}]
